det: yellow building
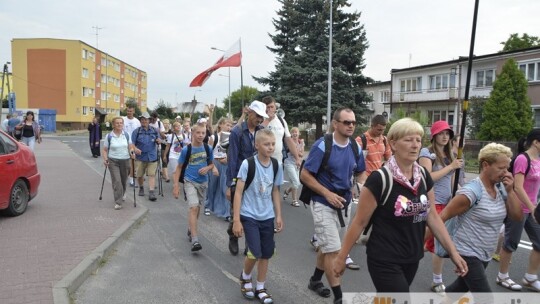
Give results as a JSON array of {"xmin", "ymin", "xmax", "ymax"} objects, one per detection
[{"xmin": 11, "ymin": 38, "xmax": 147, "ymax": 129}]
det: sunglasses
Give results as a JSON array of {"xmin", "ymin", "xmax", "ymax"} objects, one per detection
[{"xmin": 337, "ymin": 120, "xmax": 357, "ymax": 126}]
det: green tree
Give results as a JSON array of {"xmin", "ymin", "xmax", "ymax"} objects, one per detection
[
  {"xmin": 150, "ymin": 99, "xmax": 175, "ymax": 120},
  {"xmin": 222, "ymin": 86, "xmax": 259, "ymax": 120},
  {"xmin": 466, "ymin": 96, "xmax": 488, "ymax": 139},
  {"xmin": 119, "ymin": 98, "xmax": 142, "ymax": 117},
  {"xmin": 255, "ymin": 0, "xmax": 371, "ymax": 138},
  {"xmin": 386, "ymin": 106, "xmax": 429, "ymax": 143},
  {"xmin": 478, "ymin": 59, "xmax": 533, "ymax": 140},
  {"xmin": 500, "ymin": 33, "xmax": 540, "ymax": 52}
]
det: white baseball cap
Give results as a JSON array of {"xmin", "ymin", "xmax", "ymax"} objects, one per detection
[
  {"xmin": 248, "ymin": 100, "xmax": 269, "ymax": 118},
  {"xmin": 197, "ymin": 118, "xmax": 208, "ymax": 124}
]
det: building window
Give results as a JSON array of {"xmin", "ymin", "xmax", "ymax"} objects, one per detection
[
  {"xmin": 519, "ymin": 61, "xmax": 540, "ymax": 82},
  {"xmin": 82, "ymin": 49, "xmax": 88, "ymax": 59},
  {"xmin": 82, "ymin": 68, "xmax": 89, "ymax": 78},
  {"xmin": 476, "ymin": 69, "xmax": 495, "ymax": 87},
  {"xmin": 101, "ymin": 91, "xmax": 107, "ymax": 100},
  {"xmin": 114, "ymin": 94, "xmax": 120, "ymax": 102},
  {"xmin": 82, "ymin": 106, "xmax": 88, "ymax": 116},
  {"xmin": 400, "ymin": 77, "xmax": 422, "ymax": 92},
  {"xmin": 90, "ymin": 107, "xmax": 94, "ymax": 114},
  {"xmin": 429, "ymin": 74, "xmax": 450, "ymax": 90},
  {"xmin": 428, "ymin": 110, "xmax": 447, "ymax": 124},
  {"xmin": 379, "ymin": 90, "xmax": 390, "ymax": 103}
]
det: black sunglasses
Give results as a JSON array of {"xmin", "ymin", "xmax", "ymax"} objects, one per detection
[{"xmin": 337, "ymin": 120, "xmax": 356, "ymax": 126}]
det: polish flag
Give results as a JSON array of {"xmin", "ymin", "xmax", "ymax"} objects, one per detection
[{"xmin": 189, "ymin": 39, "xmax": 242, "ymax": 87}]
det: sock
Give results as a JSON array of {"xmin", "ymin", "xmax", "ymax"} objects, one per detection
[
  {"xmin": 331, "ymin": 285, "xmax": 342, "ymax": 301},
  {"xmin": 433, "ymin": 273, "xmax": 443, "ymax": 284},
  {"xmin": 525, "ymin": 273, "xmax": 538, "ymax": 281},
  {"xmin": 311, "ymin": 267, "xmax": 324, "ymax": 282},
  {"xmin": 256, "ymin": 281, "xmax": 265, "ymax": 291},
  {"xmin": 192, "ymin": 236, "xmax": 199, "ymax": 243},
  {"xmin": 498, "ymin": 272, "xmax": 509, "ymax": 279},
  {"xmin": 242, "ymin": 271, "xmax": 251, "ymax": 280}
]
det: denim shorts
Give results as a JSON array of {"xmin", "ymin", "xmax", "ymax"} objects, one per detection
[{"xmin": 241, "ymin": 215, "xmax": 275, "ymax": 259}]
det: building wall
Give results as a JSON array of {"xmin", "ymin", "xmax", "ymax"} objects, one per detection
[{"xmin": 12, "ymin": 38, "xmax": 147, "ymax": 130}]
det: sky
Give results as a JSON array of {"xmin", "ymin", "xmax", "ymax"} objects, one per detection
[{"xmin": 1, "ymin": 0, "xmax": 538, "ymax": 110}]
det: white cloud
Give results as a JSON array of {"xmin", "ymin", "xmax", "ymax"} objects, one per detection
[{"xmin": 1, "ymin": 0, "xmax": 538, "ymax": 109}]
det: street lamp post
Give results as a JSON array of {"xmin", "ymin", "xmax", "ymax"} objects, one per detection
[
  {"xmin": 211, "ymin": 46, "xmax": 231, "ymax": 119},
  {"xmin": 1, "ymin": 62, "xmax": 11, "ymax": 123}
]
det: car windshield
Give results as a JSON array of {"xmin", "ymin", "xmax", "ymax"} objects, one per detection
[{"xmin": 0, "ymin": 132, "xmax": 18, "ymax": 154}]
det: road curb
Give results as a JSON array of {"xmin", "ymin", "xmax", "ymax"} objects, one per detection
[{"xmin": 52, "ymin": 206, "xmax": 148, "ymax": 304}]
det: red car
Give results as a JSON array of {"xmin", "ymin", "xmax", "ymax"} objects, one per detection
[{"xmin": 0, "ymin": 130, "xmax": 40, "ymax": 216}]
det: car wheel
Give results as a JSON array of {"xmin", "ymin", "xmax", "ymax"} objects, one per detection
[{"xmin": 7, "ymin": 179, "xmax": 29, "ymax": 216}]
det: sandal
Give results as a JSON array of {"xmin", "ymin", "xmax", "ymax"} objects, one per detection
[
  {"xmin": 291, "ymin": 201, "xmax": 300, "ymax": 207},
  {"xmin": 255, "ymin": 288, "xmax": 273, "ymax": 304},
  {"xmin": 239, "ymin": 273, "xmax": 255, "ymax": 299},
  {"xmin": 496, "ymin": 276, "xmax": 522, "ymax": 291},
  {"xmin": 308, "ymin": 279, "xmax": 331, "ymax": 298}
]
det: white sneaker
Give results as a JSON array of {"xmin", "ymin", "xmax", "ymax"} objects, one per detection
[{"xmin": 114, "ymin": 204, "xmax": 123, "ymax": 210}]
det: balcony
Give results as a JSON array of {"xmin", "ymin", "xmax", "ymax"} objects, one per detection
[{"xmin": 392, "ymin": 88, "xmax": 460, "ymax": 103}]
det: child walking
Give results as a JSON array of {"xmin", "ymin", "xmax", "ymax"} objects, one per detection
[
  {"xmin": 172, "ymin": 123, "xmax": 214, "ymax": 252},
  {"xmin": 232, "ymin": 129, "xmax": 283, "ymax": 304}
]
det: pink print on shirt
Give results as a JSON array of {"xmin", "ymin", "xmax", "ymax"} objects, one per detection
[{"xmin": 394, "ymin": 194, "xmax": 430, "ymax": 223}]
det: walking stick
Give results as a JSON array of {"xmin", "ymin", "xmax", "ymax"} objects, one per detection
[
  {"xmin": 156, "ymin": 144, "xmax": 164, "ymax": 196},
  {"xmin": 99, "ymin": 165, "xmax": 108, "ymax": 200},
  {"xmin": 132, "ymin": 157, "xmax": 137, "ymax": 208}
]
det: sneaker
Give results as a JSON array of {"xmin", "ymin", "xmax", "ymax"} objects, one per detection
[
  {"xmin": 204, "ymin": 208, "xmax": 211, "ymax": 216},
  {"xmin": 114, "ymin": 204, "xmax": 123, "ymax": 210},
  {"xmin": 309, "ymin": 236, "xmax": 319, "ymax": 252},
  {"xmin": 522, "ymin": 277, "xmax": 540, "ymax": 292},
  {"xmin": 138, "ymin": 187, "xmax": 145, "ymax": 196},
  {"xmin": 191, "ymin": 241, "xmax": 202, "ymax": 252},
  {"xmin": 346, "ymin": 256, "xmax": 360, "ymax": 270},
  {"xmin": 149, "ymin": 190, "xmax": 157, "ymax": 201},
  {"xmin": 187, "ymin": 229, "xmax": 192, "ymax": 242},
  {"xmin": 496, "ymin": 276, "xmax": 522, "ymax": 291},
  {"xmin": 431, "ymin": 282, "xmax": 446, "ymax": 295}
]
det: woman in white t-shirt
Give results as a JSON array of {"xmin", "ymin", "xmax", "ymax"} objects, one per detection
[{"xmin": 165, "ymin": 122, "xmax": 184, "ymax": 178}]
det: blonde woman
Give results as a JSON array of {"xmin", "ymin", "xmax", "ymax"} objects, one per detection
[{"xmin": 283, "ymin": 127, "xmax": 304, "ymax": 207}]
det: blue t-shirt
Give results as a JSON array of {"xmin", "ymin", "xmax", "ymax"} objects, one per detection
[
  {"xmin": 179, "ymin": 144, "xmax": 214, "ymax": 184},
  {"xmin": 303, "ymin": 134, "xmax": 365, "ymax": 208},
  {"xmin": 238, "ymin": 156, "xmax": 283, "ymax": 221}
]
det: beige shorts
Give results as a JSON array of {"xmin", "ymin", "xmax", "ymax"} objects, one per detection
[
  {"xmin": 184, "ymin": 180, "xmax": 208, "ymax": 208},
  {"xmin": 310, "ymin": 200, "xmax": 351, "ymax": 254},
  {"xmin": 135, "ymin": 160, "xmax": 158, "ymax": 178}
]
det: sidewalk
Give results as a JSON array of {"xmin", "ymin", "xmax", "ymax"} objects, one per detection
[{"xmin": 0, "ymin": 138, "xmax": 146, "ymax": 304}]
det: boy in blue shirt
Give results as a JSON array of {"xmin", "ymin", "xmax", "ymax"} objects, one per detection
[
  {"xmin": 172, "ymin": 123, "xmax": 214, "ymax": 252},
  {"xmin": 232, "ymin": 129, "xmax": 283, "ymax": 304}
]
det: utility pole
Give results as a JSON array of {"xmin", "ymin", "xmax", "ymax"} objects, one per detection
[{"xmin": 1, "ymin": 62, "xmax": 11, "ymax": 123}]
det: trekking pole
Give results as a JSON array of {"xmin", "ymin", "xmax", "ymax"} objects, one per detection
[
  {"xmin": 156, "ymin": 144, "xmax": 163, "ymax": 196},
  {"xmin": 99, "ymin": 165, "xmax": 108, "ymax": 200},
  {"xmin": 132, "ymin": 157, "xmax": 137, "ymax": 208}
]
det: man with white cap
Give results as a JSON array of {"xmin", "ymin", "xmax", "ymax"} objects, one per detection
[{"xmin": 225, "ymin": 100, "xmax": 268, "ymax": 255}]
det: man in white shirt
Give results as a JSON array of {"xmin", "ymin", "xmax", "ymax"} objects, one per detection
[
  {"xmin": 1, "ymin": 114, "xmax": 11, "ymax": 132},
  {"xmin": 123, "ymin": 105, "xmax": 140, "ymax": 187},
  {"xmin": 260, "ymin": 96, "xmax": 301, "ymax": 167}
]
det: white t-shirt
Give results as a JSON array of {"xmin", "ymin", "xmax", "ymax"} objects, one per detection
[
  {"xmin": 265, "ymin": 116, "xmax": 291, "ymax": 162},
  {"xmin": 166, "ymin": 132, "xmax": 184, "ymax": 160},
  {"xmin": 123, "ymin": 116, "xmax": 141, "ymax": 138},
  {"xmin": 149, "ymin": 119, "xmax": 166, "ymax": 133}
]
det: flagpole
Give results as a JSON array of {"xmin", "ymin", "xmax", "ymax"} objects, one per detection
[
  {"xmin": 239, "ymin": 38, "xmax": 244, "ymax": 109},
  {"xmin": 326, "ymin": 0, "xmax": 333, "ymax": 134},
  {"xmin": 453, "ymin": 0, "xmax": 479, "ymax": 196}
]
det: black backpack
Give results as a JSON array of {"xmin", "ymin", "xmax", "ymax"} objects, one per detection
[
  {"xmin": 298, "ymin": 133, "xmax": 360, "ymax": 206},
  {"xmin": 243, "ymin": 156, "xmax": 279, "ymax": 192},
  {"xmin": 509, "ymin": 152, "xmax": 531, "ymax": 177},
  {"xmin": 178, "ymin": 143, "xmax": 212, "ymax": 183}
]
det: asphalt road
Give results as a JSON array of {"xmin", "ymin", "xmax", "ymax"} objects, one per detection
[{"xmin": 54, "ymin": 135, "xmax": 534, "ymax": 303}]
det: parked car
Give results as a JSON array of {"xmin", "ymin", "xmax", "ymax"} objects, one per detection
[{"xmin": 0, "ymin": 130, "xmax": 41, "ymax": 216}]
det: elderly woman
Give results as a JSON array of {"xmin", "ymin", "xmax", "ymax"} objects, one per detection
[
  {"xmin": 437, "ymin": 143, "xmax": 523, "ymax": 301},
  {"xmin": 333, "ymin": 118, "xmax": 467, "ymax": 292}
]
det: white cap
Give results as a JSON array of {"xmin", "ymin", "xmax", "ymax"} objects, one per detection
[
  {"xmin": 197, "ymin": 117, "xmax": 207, "ymax": 124},
  {"xmin": 248, "ymin": 100, "xmax": 269, "ymax": 118}
]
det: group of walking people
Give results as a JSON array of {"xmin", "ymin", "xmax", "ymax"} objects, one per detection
[
  {"xmin": 97, "ymin": 99, "xmax": 540, "ymax": 304},
  {"xmin": 2, "ymin": 110, "xmax": 42, "ymax": 151}
]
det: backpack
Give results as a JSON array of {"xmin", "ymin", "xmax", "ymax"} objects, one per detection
[
  {"xmin": 359, "ymin": 166, "xmax": 427, "ymax": 245},
  {"xmin": 106, "ymin": 131, "xmax": 130, "ymax": 154},
  {"xmin": 509, "ymin": 153, "xmax": 531, "ymax": 177},
  {"xmin": 299, "ymin": 133, "xmax": 360, "ymax": 206},
  {"xmin": 178, "ymin": 143, "xmax": 212, "ymax": 183},
  {"xmin": 357, "ymin": 133, "xmax": 387, "ymax": 159},
  {"xmin": 243, "ymin": 156, "xmax": 279, "ymax": 193},
  {"xmin": 434, "ymin": 178, "xmax": 507, "ymax": 258},
  {"xmin": 276, "ymin": 115, "xmax": 288, "ymax": 161}
]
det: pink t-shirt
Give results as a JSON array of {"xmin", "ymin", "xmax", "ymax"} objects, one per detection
[{"xmin": 513, "ymin": 154, "xmax": 540, "ymax": 213}]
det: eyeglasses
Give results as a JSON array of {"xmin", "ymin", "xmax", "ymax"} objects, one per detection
[{"xmin": 337, "ymin": 120, "xmax": 357, "ymax": 126}]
